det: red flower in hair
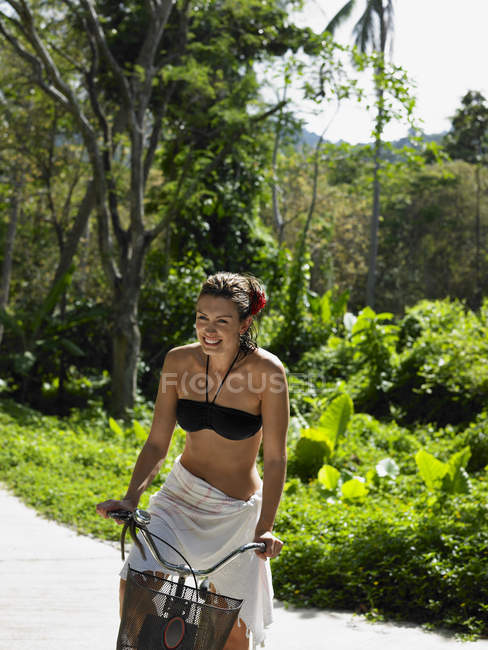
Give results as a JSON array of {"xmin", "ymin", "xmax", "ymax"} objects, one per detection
[{"xmin": 250, "ymin": 289, "xmax": 266, "ymax": 315}]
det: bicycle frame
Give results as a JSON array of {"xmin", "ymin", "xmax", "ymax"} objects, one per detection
[
  {"xmin": 110, "ymin": 508, "xmax": 266, "ymax": 578},
  {"xmin": 111, "ymin": 508, "xmax": 265, "ymax": 650}
]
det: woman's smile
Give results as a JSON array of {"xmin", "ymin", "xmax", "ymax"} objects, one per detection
[{"xmin": 203, "ymin": 336, "xmax": 222, "ymax": 346}]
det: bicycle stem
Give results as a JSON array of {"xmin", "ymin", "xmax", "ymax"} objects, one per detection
[{"xmin": 138, "ymin": 527, "xmax": 265, "ymax": 578}]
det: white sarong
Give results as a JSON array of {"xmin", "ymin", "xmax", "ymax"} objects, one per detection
[{"xmin": 120, "ymin": 455, "xmax": 274, "ymax": 648}]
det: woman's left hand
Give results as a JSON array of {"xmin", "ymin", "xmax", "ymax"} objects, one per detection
[{"xmin": 253, "ymin": 529, "xmax": 283, "ymax": 560}]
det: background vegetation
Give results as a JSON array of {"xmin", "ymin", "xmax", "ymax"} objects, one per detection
[{"xmin": 1, "ymin": 0, "xmax": 488, "ymax": 640}]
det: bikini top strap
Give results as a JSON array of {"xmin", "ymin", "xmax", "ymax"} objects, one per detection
[
  {"xmin": 206, "ymin": 350, "xmax": 241, "ymax": 404},
  {"xmin": 205, "ymin": 354, "xmax": 210, "ymax": 403}
]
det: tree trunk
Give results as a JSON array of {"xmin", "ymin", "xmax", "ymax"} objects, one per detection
[
  {"xmin": 56, "ymin": 290, "xmax": 68, "ymax": 413},
  {"xmin": 51, "ymin": 179, "xmax": 95, "ymax": 290},
  {"xmin": 0, "ymin": 174, "xmax": 22, "ymax": 346},
  {"xmin": 110, "ymin": 285, "xmax": 142, "ymax": 417},
  {"xmin": 474, "ymin": 162, "xmax": 481, "ymax": 307},
  {"xmin": 366, "ymin": 3, "xmax": 387, "ymax": 309},
  {"xmin": 271, "ymin": 105, "xmax": 285, "ymax": 244},
  {"xmin": 366, "ymin": 135, "xmax": 381, "ymax": 308}
]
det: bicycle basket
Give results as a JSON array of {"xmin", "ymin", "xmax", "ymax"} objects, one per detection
[{"xmin": 117, "ymin": 566, "xmax": 243, "ymax": 650}]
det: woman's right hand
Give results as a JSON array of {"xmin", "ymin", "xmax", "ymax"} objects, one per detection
[{"xmin": 96, "ymin": 498, "xmax": 136, "ymax": 523}]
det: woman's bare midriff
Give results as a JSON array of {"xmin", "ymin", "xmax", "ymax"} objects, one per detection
[{"xmin": 180, "ymin": 429, "xmax": 263, "ymax": 500}]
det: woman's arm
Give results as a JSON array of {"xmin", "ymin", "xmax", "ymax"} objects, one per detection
[
  {"xmin": 96, "ymin": 349, "xmax": 179, "ymax": 517},
  {"xmin": 254, "ymin": 355, "xmax": 289, "ymax": 558}
]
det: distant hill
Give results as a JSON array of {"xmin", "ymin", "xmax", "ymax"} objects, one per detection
[
  {"xmin": 300, "ymin": 128, "xmax": 322, "ymax": 148},
  {"xmin": 299, "ymin": 128, "xmax": 446, "ymax": 150}
]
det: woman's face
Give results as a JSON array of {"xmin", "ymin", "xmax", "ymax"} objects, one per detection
[{"xmin": 195, "ymin": 295, "xmax": 249, "ymax": 355}]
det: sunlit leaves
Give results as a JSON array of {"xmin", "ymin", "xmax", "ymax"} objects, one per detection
[
  {"xmin": 415, "ymin": 447, "xmax": 472, "ymax": 495},
  {"xmin": 317, "ymin": 464, "xmax": 340, "ymax": 490}
]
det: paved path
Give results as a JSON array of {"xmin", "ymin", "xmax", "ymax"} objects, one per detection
[{"xmin": 1, "ymin": 486, "xmax": 487, "ymax": 650}]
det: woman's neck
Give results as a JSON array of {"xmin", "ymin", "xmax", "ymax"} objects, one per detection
[{"xmin": 206, "ymin": 346, "xmax": 241, "ymax": 375}]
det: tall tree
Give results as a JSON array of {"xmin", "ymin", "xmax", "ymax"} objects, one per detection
[
  {"xmin": 0, "ymin": 170, "xmax": 23, "ymax": 347},
  {"xmin": 444, "ymin": 90, "xmax": 488, "ymax": 304},
  {"xmin": 0, "ymin": 0, "xmax": 305, "ymax": 415},
  {"xmin": 444, "ymin": 91, "xmax": 488, "ymax": 163},
  {"xmin": 326, "ymin": 0, "xmax": 395, "ymax": 307}
]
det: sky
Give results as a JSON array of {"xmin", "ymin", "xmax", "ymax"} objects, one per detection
[{"xmin": 284, "ymin": 0, "xmax": 488, "ymax": 143}]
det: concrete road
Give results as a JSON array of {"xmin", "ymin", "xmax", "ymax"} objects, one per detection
[{"xmin": 1, "ymin": 487, "xmax": 487, "ymax": 650}]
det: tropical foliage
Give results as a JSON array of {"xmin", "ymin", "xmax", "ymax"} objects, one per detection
[
  {"xmin": 1, "ymin": 0, "xmax": 488, "ymax": 638},
  {"xmin": 2, "ymin": 298, "xmax": 488, "ymax": 637}
]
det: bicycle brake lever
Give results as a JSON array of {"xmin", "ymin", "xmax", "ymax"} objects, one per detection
[
  {"xmin": 109, "ymin": 509, "xmax": 149, "ymax": 562},
  {"xmin": 119, "ymin": 518, "xmax": 147, "ymax": 562}
]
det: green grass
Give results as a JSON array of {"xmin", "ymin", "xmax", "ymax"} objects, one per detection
[
  {"xmin": 1, "ymin": 397, "xmax": 487, "ymax": 638},
  {"xmin": 0, "ymin": 398, "xmax": 185, "ymax": 540}
]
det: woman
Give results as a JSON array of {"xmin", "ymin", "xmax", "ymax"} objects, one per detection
[{"xmin": 96, "ymin": 272, "xmax": 289, "ymax": 650}]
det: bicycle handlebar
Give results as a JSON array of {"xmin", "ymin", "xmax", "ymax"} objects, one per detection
[{"xmin": 109, "ymin": 509, "xmax": 266, "ymax": 578}]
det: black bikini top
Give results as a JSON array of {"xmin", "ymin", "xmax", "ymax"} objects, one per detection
[{"xmin": 176, "ymin": 351, "xmax": 262, "ymax": 440}]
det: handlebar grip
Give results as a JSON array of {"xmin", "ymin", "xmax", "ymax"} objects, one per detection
[
  {"xmin": 108, "ymin": 509, "xmax": 132, "ymax": 521},
  {"xmin": 256, "ymin": 542, "xmax": 266, "ymax": 553}
]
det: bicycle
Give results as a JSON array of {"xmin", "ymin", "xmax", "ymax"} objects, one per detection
[{"xmin": 109, "ymin": 508, "xmax": 266, "ymax": 650}]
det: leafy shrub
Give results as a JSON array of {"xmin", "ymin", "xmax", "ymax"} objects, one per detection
[
  {"xmin": 274, "ymin": 481, "xmax": 488, "ymax": 637},
  {"xmin": 294, "ymin": 335, "xmax": 355, "ymax": 380},
  {"xmin": 288, "ymin": 437, "xmax": 328, "ymax": 482},
  {"xmin": 461, "ymin": 412, "xmax": 488, "ymax": 473},
  {"xmin": 288, "ymin": 394, "xmax": 353, "ymax": 482},
  {"xmin": 294, "ymin": 307, "xmax": 399, "ymax": 417},
  {"xmin": 415, "ymin": 447, "xmax": 471, "ymax": 496},
  {"xmin": 0, "ymin": 296, "xmax": 111, "ymax": 412},
  {"xmin": 390, "ymin": 299, "xmax": 488, "ymax": 425},
  {"xmin": 3, "ymin": 290, "xmax": 488, "ymax": 641},
  {"xmin": 296, "ymin": 299, "xmax": 488, "ymax": 426},
  {"xmin": 268, "ymin": 277, "xmax": 348, "ymax": 366}
]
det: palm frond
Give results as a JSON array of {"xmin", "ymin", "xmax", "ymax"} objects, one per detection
[
  {"xmin": 352, "ymin": 1, "xmax": 376, "ymax": 52},
  {"xmin": 326, "ymin": 0, "xmax": 395, "ymax": 56},
  {"xmin": 324, "ymin": 0, "xmax": 357, "ymax": 35},
  {"xmin": 384, "ymin": 0, "xmax": 395, "ymax": 57}
]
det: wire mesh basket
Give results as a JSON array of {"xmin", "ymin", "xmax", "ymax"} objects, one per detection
[{"xmin": 117, "ymin": 566, "xmax": 243, "ymax": 650}]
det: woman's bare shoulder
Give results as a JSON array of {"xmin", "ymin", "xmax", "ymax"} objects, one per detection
[
  {"xmin": 249, "ymin": 347, "xmax": 286, "ymax": 374},
  {"xmin": 163, "ymin": 343, "xmax": 202, "ymax": 370}
]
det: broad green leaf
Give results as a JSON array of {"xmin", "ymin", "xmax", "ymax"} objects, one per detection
[
  {"xmin": 415, "ymin": 450, "xmax": 448, "ymax": 490},
  {"xmin": 31, "ymin": 265, "xmax": 74, "ymax": 338},
  {"xmin": 108, "ymin": 417, "xmax": 124, "ymax": 437},
  {"xmin": 376, "ymin": 312, "xmax": 395, "ymax": 321},
  {"xmin": 302, "ymin": 426, "xmax": 333, "ymax": 457},
  {"xmin": 351, "ymin": 307, "xmax": 376, "ymax": 336},
  {"xmin": 327, "ymin": 335, "xmax": 343, "ymax": 349},
  {"xmin": 59, "ymin": 338, "xmax": 85, "ymax": 357},
  {"xmin": 341, "ymin": 477, "xmax": 368, "ymax": 499},
  {"xmin": 317, "ymin": 464, "xmax": 340, "ymax": 490},
  {"xmin": 376, "ymin": 457, "xmax": 400, "ymax": 479},
  {"xmin": 444, "ymin": 446, "xmax": 472, "ymax": 494},
  {"xmin": 294, "ymin": 437, "xmax": 329, "ymax": 481},
  {"xmin": 447, "ymin": 446, "xmax": 471, "ymax": 478},
  {"xmin": 332, "ymin": 290, "xmax": 349, "ymax": 320},
  {"xmin": 320, "ymin": 292, "xmax": 331, "ymax": 324},
  {"xmin": 443, "ymin": 467, "xmax": 471, "ymax": 495},
  {"xmin": 133, "ymin": 420, "xmax": 147, "ymax": 443},
  {"xmin": 317, "ymin": 394, "xmax": 353, "ymax": 456}
]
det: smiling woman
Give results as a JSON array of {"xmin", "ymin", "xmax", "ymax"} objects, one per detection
[{"xmin": 96, "ymin": 272, "xmax": 290, "ymax": 650}]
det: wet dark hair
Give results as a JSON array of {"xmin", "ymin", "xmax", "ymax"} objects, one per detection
[{"xmin": 198, "ymin": 272, "xmax": 266, "ymax": 354}]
